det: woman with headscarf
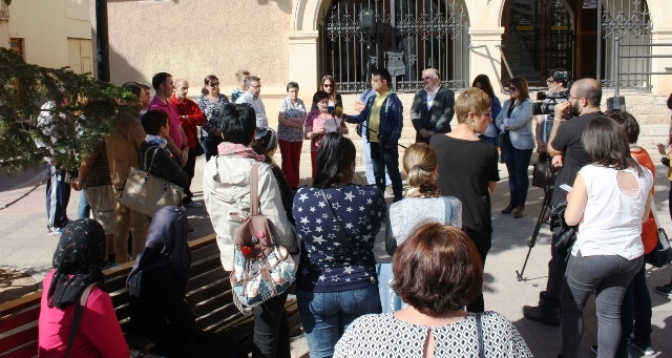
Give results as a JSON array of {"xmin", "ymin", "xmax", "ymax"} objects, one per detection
[
  {"xmin": 38, "ymin": 219, "xmax": 129, "ymax": 357},
  {"xmin": 126, "ymin": 206, "xmax": 246, "ymax": 358}
]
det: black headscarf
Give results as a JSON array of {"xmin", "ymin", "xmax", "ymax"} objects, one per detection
[
  {"xmin": 47, "ymin": 218, "xmax": 106, "ymax": 310},
  {"xmin": 127, "ymin": 206, "xmax": 191, "ymax": 297}
]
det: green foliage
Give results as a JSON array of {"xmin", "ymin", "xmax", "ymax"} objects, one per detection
[{"xmin": 0, "ymin": 47, "xmax": 141, "ymax": 173}]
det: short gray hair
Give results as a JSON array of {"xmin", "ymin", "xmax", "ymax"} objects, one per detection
[{"xmin": 244, "ymin": 76, "xmax": 261, "ymax": 90}]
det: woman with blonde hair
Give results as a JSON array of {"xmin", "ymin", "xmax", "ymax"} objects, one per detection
[
  {"xmin": 430, "ymin": 87, "xmax": 499, "ymax": 312},
  {"xmin": 379, "ymin": 143, "xmax": 462, "ymax": 313}
]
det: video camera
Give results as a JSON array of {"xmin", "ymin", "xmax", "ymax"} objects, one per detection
[
  {"xmin": 532, "ymin": 91, "xmax": 569, "ymax": 115},
  {"xmin": 531, "ymin": 68, "xmax": 572, "ymax": 116}
]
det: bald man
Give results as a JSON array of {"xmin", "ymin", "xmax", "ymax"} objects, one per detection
[
  {"xmin": 523, "ymin": 78, "xmax": 603, "ymax": 325},
  {"xmin": 169, "ymin": 79, "xmax": 206, "ymax": 208}
]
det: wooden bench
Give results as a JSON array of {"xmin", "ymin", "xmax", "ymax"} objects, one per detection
[{"xmin": 0, "ymin": 234, "xmax": 299, "ymax": 357}]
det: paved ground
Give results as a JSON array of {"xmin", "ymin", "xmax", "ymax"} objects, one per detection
[{"xmin": 2, "ymin": 156, "xmax": 672, "ymax": 358}]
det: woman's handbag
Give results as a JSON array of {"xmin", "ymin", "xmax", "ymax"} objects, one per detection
[
  {"xmin": 230, "ymin": 163, "xmax": 296, "ymax": 315},
  {"xmin": 532, "ymin": 153, "xmax": 556, "ymax": 189},
  {"xmin": 645, "ymin": 202, "xmax": 672, "ymax": 268},
  {"xmin": 120, "ymin": 146, "xmax": 184, "ymax": 216}
]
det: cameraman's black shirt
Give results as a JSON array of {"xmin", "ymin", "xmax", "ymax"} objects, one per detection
[{"xmin": 550, "ymin": 112, "xmax": 603, "ymax": 207}]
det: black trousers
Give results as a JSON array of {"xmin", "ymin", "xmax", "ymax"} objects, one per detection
[
  {"xmin": 252, "ymin": 291, "xmax": 291, "ymax": 358},
  {"xmin": 182, "ymin": 148, "xmax": 198, "ymax": 204},
  {"xmin": 464, "ymin": 227, "xmax": 492, "ymax": 313},
  {"xmin": 538, "ymin": 230, "xmax": 565, "ymax": 310}
]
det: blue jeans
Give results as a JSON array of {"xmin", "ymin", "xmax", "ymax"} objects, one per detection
[
  {"xmin": 369, "ymin": 142, "xmax": 403, "ymax": 202},
  {"xmin": 562, "ymin": 252, "xmax": 642, "ymax": 358},
  {"xmin": 297, "ymin": 285, "xmax": 381, "ymax": 358},
  {"xmin": 619, "ymin": 261, "xmax": 652, "ymax": 353},
  {"xmin": 77, "ymin": 191, "xmax": 90, "ymax": 219},
  {"xmin": 501, "ymin": 134, "xmax": 533, "ymax": 207},
  {"xmin": 362, "ymin": 136, "xmax": 390, "ymax": 186}
]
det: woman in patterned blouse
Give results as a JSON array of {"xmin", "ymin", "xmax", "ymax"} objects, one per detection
[
  {"xmin": 292, "ymin": 133, "xmax": 385, "ymax": 358},
  {"xmin": 277, "ymin": 81, "xmax": 306, "ymax": 190},
  {"xmin": 196, "ymin": 74, "xmax": 229, "ymax": 161},
  {"xmin": 334, "ymin": 223, "xmax": 533, "ymax": 358}
]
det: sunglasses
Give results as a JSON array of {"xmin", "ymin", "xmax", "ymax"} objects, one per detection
[
  {"xmin": 210, "ymin": 83, "xmax": 220, "ymax": 87},
  {"xmin": 509, "ymin": 87, "xmax": 517, "ymax": 91}
]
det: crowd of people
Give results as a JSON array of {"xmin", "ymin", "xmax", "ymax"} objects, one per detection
[{"xmin": 34, "ymin": 65, "xmax": 671, "ymax": 358}]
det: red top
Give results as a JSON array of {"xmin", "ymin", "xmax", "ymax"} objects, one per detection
[
  {"xmin": 169, "ymin": 96, "xmax": 206, "ymax": 149},
  {"xmin": 38, "ymin": 270, "xmax": 129, "ymax": 358},
  {"xmin": 148, "ymin": 96, "xmax": 183, "ymax": 149},
  {"xmin": 631, "ymin": 148, "xmax": 657, "ymax": 254}
]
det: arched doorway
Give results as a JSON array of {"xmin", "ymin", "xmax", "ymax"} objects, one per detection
[{"xmin": 318, "ymin": 0, "xmax": 469, "ymax": 93}]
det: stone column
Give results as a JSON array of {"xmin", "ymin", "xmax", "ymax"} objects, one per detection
[
  {"xmin": 650, "ymin": 28, "xmax": 672, "ymax": 96},
  {"xmin": 288, "ymin": 31, "xmax": 320, "ymax": 98},
  {"xmin": 468, "ymin": 28, "xmax": 506, "ymax": 93}
]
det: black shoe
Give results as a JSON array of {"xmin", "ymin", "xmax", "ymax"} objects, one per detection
[
  {"xmin": 655, "ymin": 280, "xmax": 672, "ymax": 296},
  {"xmin": 501, "ymin": 202, "xmax": 516, "ymax": 214},
  {"xmin": 188, "ymin": 228, "xmax": 195, "ymax": 235},
  {"xmin": 522, "ymin": 305, "xmax": 560, "ymax": 326}
]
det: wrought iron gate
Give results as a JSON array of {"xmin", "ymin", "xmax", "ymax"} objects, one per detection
[
  {"xmin": 319, "ymin": 0, "xmax": 469, "ymax": 94},
  {"xmin": 600, "ymin": 0, "xmax": 652, "ymax": 90}
]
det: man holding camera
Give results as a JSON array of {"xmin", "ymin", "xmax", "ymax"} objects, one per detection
[
  {"xmin": 523, "ymin": 78, "xmax": 603, "ymax": 325},
  {"xmin": 536, "ymin": 69, "xmax": 570, "ymax": 153}
]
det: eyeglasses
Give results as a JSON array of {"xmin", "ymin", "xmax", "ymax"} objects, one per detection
[
  {"xmin": 209, "ymin": 82, "xmax": 220, "ymax": 87},
  {"xmin": 323, "ymin": 83, "xmax": 334, "ymax": 88},
  {"xmin": 509, "ymin": 87, "xmax": 517, "ymax": 91}
]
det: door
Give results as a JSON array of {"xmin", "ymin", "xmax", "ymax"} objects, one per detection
[{"xmin": 67, "ymin": 38, "xmax": 93, "ymax": 76}]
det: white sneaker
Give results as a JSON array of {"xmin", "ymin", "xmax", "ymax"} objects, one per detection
[{"xmin": 184, "ymin": 201, "xmax": 203, "ymax": 208}]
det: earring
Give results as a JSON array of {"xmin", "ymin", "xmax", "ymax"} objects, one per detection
[{"xmin": 435, "ymin": 173, "xmax": 440, "ymax": 180}]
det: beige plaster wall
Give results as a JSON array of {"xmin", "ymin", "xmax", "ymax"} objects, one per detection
[
  {"xmin": 4, "ymin": 0, "xmax": 91, "ymax": 68},
  {"xmin": 107, "ymin": 0, "xmax": 294, "ymax": 99}
]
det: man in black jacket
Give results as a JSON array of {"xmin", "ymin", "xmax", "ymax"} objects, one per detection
[{"xmin": 410, "ymin": 68, "xmax": 455, "ymax": 143}]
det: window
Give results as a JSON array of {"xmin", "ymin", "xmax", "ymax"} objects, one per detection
[{"xmin": 9, "ymin": 38, "xmax": 24, "ymax": 59}]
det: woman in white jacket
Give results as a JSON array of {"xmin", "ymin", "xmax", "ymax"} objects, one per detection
[{"xmin": 203, "ymin": 103, "xmax": 298, "ymax": 358}]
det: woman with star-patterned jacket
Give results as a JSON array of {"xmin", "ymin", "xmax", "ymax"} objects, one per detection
[{"xmin": 292, "ymin": 133, "xmax": 385, "ymax": 358}]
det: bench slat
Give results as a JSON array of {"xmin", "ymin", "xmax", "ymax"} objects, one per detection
[
  {"xmin": 188, "ymin": 256, "xmax": 223, "ymax": 280},
  {"xmin": 191, "ymin": 292, "xmax": 234, "ymax": 319},
  {"xmin": 0, "ymin": 342, "xmax": 37, "ymax": 358},
  {"xmin": 186, "ymin": 268, "xmax": 229, "ymax": 293},
  {"xmin": 0, "ymin": 327, "xmax": 37, "ymax": 354},
  {"xmin": 190, "ymin": 242, "xmax": 220, "ymax": 261},
  {"xmin": 0, "ymin": 307, "xmax": 39, "ymax": 334}
]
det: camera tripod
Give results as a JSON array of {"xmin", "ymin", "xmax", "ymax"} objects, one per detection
[{"xmin": 516, "ymin": 158, "xmax": 555, "ymax": 282}]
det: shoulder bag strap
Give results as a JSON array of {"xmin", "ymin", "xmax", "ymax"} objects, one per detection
[
  {"xmin": 64, "ymin": 283, "xmax": 97, "ymax": 358},
  {"xmin": 250, "ymin": 163, "xmax": 259, "ymax": 216},
  {"xmin": 476, "ymin": 313, "xmax": 485, "ymax": 358},
  {"xmin": 143, "ymin": 146, "xmax": 160, "ymax": 177},
  {"xmin": 320, "ymin": 189, "xmax": 376, "ymax": 284}
]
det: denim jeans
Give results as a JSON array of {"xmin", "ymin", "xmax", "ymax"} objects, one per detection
[
  {"xmin": 297, "ymin": 285, "xmax": 381, "ymax": 358},
  {"xmin": 618, "ymin": 261, "xmax": 652, "ymax": 353},
  {"xmin": 561, "ymin": 252, "xmax": 643, "ymax": 358},
  {"xmin": 77, "ymin": 191, "xmax": 90, "ymax": 219},
  {"xmin": 369, "ymin": 142, "xmax": 403, "ymax": 202},
  {"xmin": 362, "ymin": 136, "xmax": 390, "ymax": 186},
  {"xmin": 501, "ymin": 134, "xmax": 533, "ymax": 207}
]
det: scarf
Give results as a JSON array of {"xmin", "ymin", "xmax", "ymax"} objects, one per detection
[
  {"xmin": 48, "ymin": 219, "xmax": 106, "ymax": 310},
  {"xmin": 217, "ymin": 141, "xmax": 265, "ymax": 162},
  {"xmin": 145, "ymin": 134, "xmax": 167, "ymax": 148},
  {"xmin": 127, "ymin": 206, "xmax": 191, "ymax": 297}
]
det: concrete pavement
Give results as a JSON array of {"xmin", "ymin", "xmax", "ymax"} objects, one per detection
[{"xmin": 1, "ymin": 155, "xmax": 672, "ymax": 358}]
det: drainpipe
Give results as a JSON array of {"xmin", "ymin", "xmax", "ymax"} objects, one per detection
[{"xmin": 96, "ymin": 0, "xmax": 110, "ymax": 82}]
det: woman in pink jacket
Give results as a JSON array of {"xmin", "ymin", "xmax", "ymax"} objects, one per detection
[{"xmin": 38, "ymin": 218, "xmax": 128, "ymax": 357}]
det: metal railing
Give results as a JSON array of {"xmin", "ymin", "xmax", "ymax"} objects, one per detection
[{"xmin": 612, "ymin": 40, "xmax": 672, "ymax": 98}]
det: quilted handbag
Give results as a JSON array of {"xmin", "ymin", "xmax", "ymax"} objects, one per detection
[
  {"xmin": 230, "ymin": 163, "xmax": 296, "ymax": 315},
  {"xmin": 120, "ymin": 146, "xmax": 184, "ymax": 216}
]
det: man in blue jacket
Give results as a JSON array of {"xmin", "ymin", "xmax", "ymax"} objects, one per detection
[{"xmin": 344, "ymin": 68, "xmax": 403, "ymax": 202}]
